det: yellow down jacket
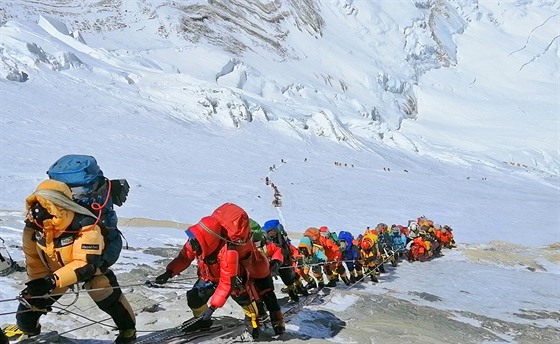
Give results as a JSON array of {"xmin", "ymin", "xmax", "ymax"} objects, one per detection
[{"xmin": 23, "ymin": 180, "xmax": 105, "ymax": 288}]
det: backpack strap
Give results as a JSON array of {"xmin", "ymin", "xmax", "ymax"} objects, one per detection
[{"xmin": 69, "ymin": 214, "xmax": 98, "ymax": 233}]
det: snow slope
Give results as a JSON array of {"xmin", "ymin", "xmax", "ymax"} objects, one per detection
[{"xmin": 0, "ymin": 0, "xmax": 559, "ymax": 343}]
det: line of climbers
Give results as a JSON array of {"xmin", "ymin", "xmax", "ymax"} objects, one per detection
[
  {"xmin": 2, "ymin": 155, "xmax": 288, "ymax": 343},
  {"xmin": 246, "ymin": 217, "xmax": 456, "ymax": 294},
  {"xmin": 1, "ymin": 154, "xmax": 456, "ymax": 344}
]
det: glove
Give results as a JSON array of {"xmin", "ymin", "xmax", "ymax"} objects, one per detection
[
  {"xmin": 199, "ymin": 305, "xmax": 216, "ymax": 321},
  {"xmin": 25, "ymin": 275, "xmax": 55, "ymax": 297},
  {"xmin": 270, "ymin": 260, "xmax": 281, "ymax": 277},
  {"xmin": 110, "ymin": 179, "xmax": 130, "ymax": 207},
  {"xmin": 155, "ymin": 270, "xmax": 172, "ymax": 284}
]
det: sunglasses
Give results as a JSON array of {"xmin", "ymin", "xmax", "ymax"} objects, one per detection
[{"xmin": 185, "ymin": 229, "xmax": 202, "ymax": 255}]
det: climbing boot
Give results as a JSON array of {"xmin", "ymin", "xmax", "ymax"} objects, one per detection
[
  {"xmin": 4, "ymin": 324, "xmax": 40, "ymax": 342},
  {"xmin": 356, "ymin": 272, "xmax": 364, "ymax": 282},
  {"xmin": 288, "ymin": 289, "xmax": 299, "ymax": 302},
  {"xmin": 114, "ymin": 329, "xmax": 136, "ymax": 344},
  {"xmin": 270, "ymin": 310, "xmax": 285, "ymax": 336},
  {"xmin": 305, "ymin": 280, "xmax": 317, "ymax": 290},
  {"xmin": 295, "ymin": 284, "xmax": 309, "ymax": 296},
  {"xmin": 326, "ymin": 279, "xmax": 337, "ymax": 287},
  {"xmin": 182, "ymin": 319, "xmax": 213, "ymax": 333},
  {"xmin": 341, "ymin": 276, "xmax": 351, "ymax": 286},
  {"xmin": 241, "ymin": 302, "xmax": 260, "ymax": 339},
  {"xmin": 183, "ymin": 304, "xmax": 213, "ymax": 333}
]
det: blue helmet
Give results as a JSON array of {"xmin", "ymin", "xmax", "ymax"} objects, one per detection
[{"xmin": 262, "ymin": 219, "xmax": 284, "ymax": 234}]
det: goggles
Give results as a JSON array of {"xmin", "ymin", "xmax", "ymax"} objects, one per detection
[
  {"xmin": 185, "ymin": 229, "xmax": 202, "ymax": 255},
  {"xmin": 30, "ymin": 202, "xmax": 53, "ymax": 224}
]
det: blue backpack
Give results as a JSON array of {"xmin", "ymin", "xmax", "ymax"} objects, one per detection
[{"xmin": 47, "ymin": 155, "xmax": 129, "ymax": 270}]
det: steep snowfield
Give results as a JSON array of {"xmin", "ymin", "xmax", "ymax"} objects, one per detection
[{"xmin": 0, "ymin": 0, "xmax": 559, "ymax": 343}]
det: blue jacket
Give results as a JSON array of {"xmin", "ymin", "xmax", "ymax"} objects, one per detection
[
  {"xmin": 338, "ymin": 231, "xmax": 359, "ymax": 270},
  {"xmin": 390, "ymin": 231, "xmax": 407, "ymax": 251}
]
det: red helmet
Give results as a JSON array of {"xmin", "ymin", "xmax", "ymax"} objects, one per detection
[{"xmin": 361, "ymin": 239, "xmax": 373, "ymax": 250}]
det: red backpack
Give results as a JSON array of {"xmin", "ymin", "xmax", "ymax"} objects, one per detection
[{"xmin": 211, "ymin": 203, "xmax": 269, "ymax": 278}]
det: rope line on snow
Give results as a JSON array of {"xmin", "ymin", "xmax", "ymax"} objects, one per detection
[
  {"xmin": 31, "ymin": 291, "xmax": 184, "ymax": 343},
  {"xmin": 0, "ymin": 276, "xmax": 198, "ymax": 306}
]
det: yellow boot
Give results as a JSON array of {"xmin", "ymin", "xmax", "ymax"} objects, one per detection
[{"xmin": 241, "ymin": 302, "xmax": 260, "ymax": 339}]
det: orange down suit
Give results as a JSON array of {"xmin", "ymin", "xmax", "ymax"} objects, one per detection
[{"xmin": 17, "ymin": 180, "xmax": 135, "ymax": 335}]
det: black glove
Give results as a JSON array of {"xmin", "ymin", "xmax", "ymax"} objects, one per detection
[
  {"xmin": 110, "ymin": 179, "xmax": 130, "ymax": 207},
  {"xmin": 155, "ymin": 271, "xmax": 172, "ymax": 284},
  {"xmin": 25, "ymin": 275, "xmax": 55, "ymax": 297},
  {"xmin": 270, "ymin": 260, "xmax": 281, "ymax": 277},
  {"xmin": 199, "ymin": 305, "xmax": 215, "ymax": 321}
]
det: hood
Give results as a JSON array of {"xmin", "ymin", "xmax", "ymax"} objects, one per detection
[
  {"xmin": 25, "ymin": 180, "xmax": 75, "ymax": 233},
  {"xmin": 298, "ymin": 236, "xmax": 313, "ymax": 253},
  {"xmin": 189, "ymin": 216, "xmax": 224, "ymax": 256},
  {"xmin": 211, "ymin": 202, "xmax": 250, "ymax": 242},
  {"xmin": 363, "ymin": 233, "xmax": 378, "ymax": 244},
  {"xmin": 338, "ymin": 231, "xmax": 354, "ymax": 250}
]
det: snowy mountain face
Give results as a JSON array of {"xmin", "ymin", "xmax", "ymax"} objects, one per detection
[
  {"xmin": 1, "ymin": 1, "xmax": 556, "ymax": 169},
  {"xmin": 0, "ymin": 1, "xmax": 559, "ymax": 343},
  {"xmin": 0, "ymin": 0, "xmax": 558, "ymax": 240}
]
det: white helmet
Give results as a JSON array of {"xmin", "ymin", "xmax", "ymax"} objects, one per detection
[{"xmin": 409, "ymin": 221, "xmax": 418, "ymax": 231}]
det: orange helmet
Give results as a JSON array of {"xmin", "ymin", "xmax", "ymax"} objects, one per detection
[{"xmin": 304, "ymin": 227, "xmax": 321, "ymax": 242}]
